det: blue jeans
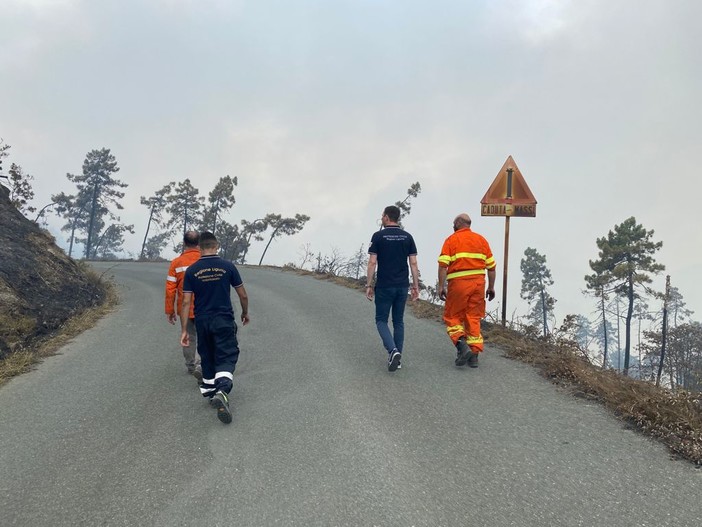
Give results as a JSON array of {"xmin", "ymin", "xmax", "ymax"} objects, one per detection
[{"xmin": 374, "ymin": 286, "xmax": 408, "ymax": 353}]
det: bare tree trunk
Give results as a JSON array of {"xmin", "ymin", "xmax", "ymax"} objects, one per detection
[
  {"xmin": 624, "ymin": 272, "xmax": 635, "ymax": 376},
  {"xmin": 68, "ymin": 221, "xmax": 77, "ymax": 258},
  {"xmin": 601, "ymin": 291, "xmax": 608, "ymax": 369},
  {"xmin": 241, "ymin": 233, "xmax": 255, "ymax": 264},
  {"xmin": 92, "ymin": 228, "xmax": 108, "ymax": 260},
  {"xmin": 540, "ymin": 287, "xmax": 547, "ymax": 337},
  {"xmin": 140, "ymin": 206, "xmax": 154, "ymax": 260},
  {"xmin": 33, "ymin": 202, "xmax": 55, "ymax": 223},
  {"xmin": 258, "ymin": 228, "xmax": 280, "ymax": 266},
  {"xmin": 637, "ymin": 316, "xmax": 642, "ymax": 379},
  {"xmin": 616, "ymin": 298, "xmax": 621, "ymax": 372},
  {"xmin": 355, "ymin": 244, "xmax": 363, "ymax": 279},
  {"xmin": 85, "ymin": 183, "xmax": 99, "ymax": 259},
  {"xmin": 656, "ymin": 276, "xmax": 670, "ymax": 387},
  {"xmin": 212, "ymin": 198, "xmax": 220, "ymax": 234}
]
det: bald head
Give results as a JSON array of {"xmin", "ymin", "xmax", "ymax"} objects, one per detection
[
  {"xmin": 183, "ymin": 230, "xmax": 200, "ymax": 248},
  {"xmin": 453, "ymin": 214, "xmax": 472, "ymax": 231}
]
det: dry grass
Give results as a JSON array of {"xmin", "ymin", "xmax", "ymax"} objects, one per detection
[
  {"xmin": 286, "ymin": 266, "xmax": 702, "ymax": 465},
  {"xmin": 0, "ymin": 271, "xmax": 118, "ymax": 387},
  {"xmin": 0, "ymin": 313, "xmax": 37, "ymax": 349},
  {"xmin": 485, "ymin": 324, "xmax": 702, "ymax": 465}
]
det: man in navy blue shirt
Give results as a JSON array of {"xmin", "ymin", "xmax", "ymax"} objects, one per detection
[
  {"xmin": 181, "ymin": 232, "xmax": 249, "ymax": 424},
  {"xmin": 365, "ymin": 205, "xmax": 419, "ymax": 372}
]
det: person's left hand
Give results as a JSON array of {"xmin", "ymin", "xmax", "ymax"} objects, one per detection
[
  {"xmin": 410, "ymin": 286, "xmax": 419, "ymax": 301},
  {"xmin": 486, "ymin": 288, "xmax": 496, "ymax": 301},
  {"xmin": 180, "ymin": 331, "xmax": 189, "ymax": 347},
  {"xmin": 366, "ymin": 286, "xmax": 374, "ymax": 301}
]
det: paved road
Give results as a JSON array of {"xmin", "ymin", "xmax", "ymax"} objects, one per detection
[{"xmin": 0, "ymin": 262, "xmax": 700, "ymax": 526}]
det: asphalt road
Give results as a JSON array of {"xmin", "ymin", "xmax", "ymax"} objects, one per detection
[{"xmin": 1, "ymin": 262, "xmax": 700, "ymax": 527}]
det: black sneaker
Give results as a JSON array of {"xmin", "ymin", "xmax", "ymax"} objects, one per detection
[
  {"xmin": 388, "ymin": 349, "xmax": 401, "ymax": 372},
  {"xmin": 212, "ymin": 392, "xmax": 232, "ymax": 424},
  {"xmin": 468, "ymin": 352, "xmax": 479, "ymax": 368},
  {"xmin": 455, "ymin": 338, "xmax": 469, "ymax": 366}
]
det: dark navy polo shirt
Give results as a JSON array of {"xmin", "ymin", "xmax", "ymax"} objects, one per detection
[
  {"xmin": 182, "ymin": 255, "xmax": 243, "ymax": 317},
  {"xmin": 368, "ymin": 226, "xmax": 418, "ymax": 288}
]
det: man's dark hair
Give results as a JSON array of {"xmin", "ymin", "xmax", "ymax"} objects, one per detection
[
  {"xmin": 183, "ymin": 231, "xmax": 200, "ymax": 247},
  {"xmin": 384, "ymin": 205, "xmax": 401, "ymax": 223},
  {"xmin": 199, "ymin": 231, "xmax": 219, "ymax": 251}
]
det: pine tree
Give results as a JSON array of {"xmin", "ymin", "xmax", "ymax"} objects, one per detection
[
  {"xmin": 92, "ymin": 223, "xmax": 135, "ymax": 259},
  {"xmin": 586, "ymin": 217, "xmax": 664, "ymax": 376},
  {"xmin": 668, "ymin": 286, "xmax": 693, "ymax": 327},
  {"xmin": 585, "ymin": 269, "xmax": 611, "ymax": 368},
  {"xmin": 258, "ymin": 213, "xmax": 311, "ymax": 266},
  {"xmin": 0, "ymin": 140, "xmax": 36, "ymax": 216},
  {"xmin": 165, "ymin": 179, "xmax": 204, "ymax": 236},
  {"xmin": 139, "ymin": 184, "xmax": 172, "ymax": 259},
  {"xmin": 7, "ymin": 163, "xmax": 36, "ymax": 215},
  {"xmin": 395, "ymin": 182, "xmax": 422, "ymax": 220},
  {"xmin": 520, "ymin": 247, "xmax": 555, "ymax": 336},
  {"xmin": 238, "ymin": 218, "xmax": 268, "ymax": 264},
  {"xmin": 217, "ymin": 220, "xmax": 247, "ymax": 262},
  {"xmin": 203, "ymin": 175, "xmax": 237, "ymax": 235},
  {"xmin": 142, "ymin": 232, "xmax": 171, "ymax": 260},
  {"xmin": 66, "ymin": 148, "xmax": 127, "ymax": 259},
  {"xmin": 51, "ymin": 191, "xmax": 92, "ymax": 257}
]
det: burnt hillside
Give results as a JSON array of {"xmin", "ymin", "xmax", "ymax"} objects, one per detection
[{"xmin": 0, "ymin": 184, "xmax": 106, "ymax": 359}]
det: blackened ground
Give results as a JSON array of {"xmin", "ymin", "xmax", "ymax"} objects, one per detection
[{"xmin": 0, "ymin": 184, "xmax": 106, "ymax": 359}]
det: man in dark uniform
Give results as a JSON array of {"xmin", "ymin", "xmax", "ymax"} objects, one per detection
[
  {"xmin": 365, "ymin": 205, "xmax": 420, "ymax": 372},
  {"xmin": 180, "ymin": 231, "xmax": 250, "ymax": 424}
]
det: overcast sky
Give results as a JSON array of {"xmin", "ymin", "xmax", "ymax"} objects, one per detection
[{"xmin": 2, "ymin": 0, "xmax": 700, "ymax": 326}]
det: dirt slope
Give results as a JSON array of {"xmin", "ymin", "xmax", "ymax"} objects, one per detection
[{"xmin": 0, "ymin": 184, "xmax": 106, "ymax": 359}]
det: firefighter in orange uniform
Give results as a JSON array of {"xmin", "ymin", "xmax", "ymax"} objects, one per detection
[
  {"xmin": 438, "ymin": 213, "xmax": 496, "ymax": 368},
  {"xmin": 165, "ymin": 230, "xmax": 202, "ymax": 380}
]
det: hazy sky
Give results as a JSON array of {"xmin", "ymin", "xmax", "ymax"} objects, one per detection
[{"xmin": 2, "ymin": 0, "xmax": 700, "ymax": 325}]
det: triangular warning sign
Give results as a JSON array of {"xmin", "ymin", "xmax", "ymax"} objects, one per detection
[
  {"xmin": 481, "ymin": 156, "xmax": 537, "ymax": 217},
  {"xmin": 481, "ymin": 156, "xmax": 536, "ymax": 204}
]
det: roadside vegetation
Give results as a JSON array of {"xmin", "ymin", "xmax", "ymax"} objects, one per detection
[{"xmin": 0, "ymin": 265, "xmax": 116, "ymax": 386}]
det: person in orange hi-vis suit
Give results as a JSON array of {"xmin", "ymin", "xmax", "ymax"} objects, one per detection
[
  {"xmin": 437, "ymin": 213, "xmax": 496, "ymax": 368},
  {"xmin": 165, "ymin": 230, "xmax": 202, "ymax": 380}
]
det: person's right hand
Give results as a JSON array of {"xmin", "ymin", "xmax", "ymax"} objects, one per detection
[
  {"xmin": 486, "ymin": 289, "xmax": 496, "ymax": 301},
  {"xmin": 167, "ymin": 313, "xmax": 177, "ymax": 325},
  {"xmin": 180, "ymin": 331, "xmax": 189, "ymax": 347},
  {"xmin": 439, "ymin": 287, "xmax": 447, "ymax": 301},
  {"xmin": 241, "ymin": 313, "xmax": 250, "ymax": 326}
]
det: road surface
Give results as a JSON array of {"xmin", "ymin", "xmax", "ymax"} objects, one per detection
[{"xmin": 0, "ymin": 262, "xmax": 700, "ymax": 526}]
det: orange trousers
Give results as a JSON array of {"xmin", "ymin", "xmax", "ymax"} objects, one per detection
[{"xmin": 443, "ymin": 278, "xmax": 486, "ymax": 353}]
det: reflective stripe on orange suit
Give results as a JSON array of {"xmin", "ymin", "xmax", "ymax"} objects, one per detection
[
  {"xmin": 165, "ymin": 248, "xmax": 201, "ymax": 319},
  {"xmin": 438, "ymin": 228, "xmax": 496, "ymax": 353},
  {"xmin": 444, "ymin": 279, "xmax": 486, "ymax": 351}
]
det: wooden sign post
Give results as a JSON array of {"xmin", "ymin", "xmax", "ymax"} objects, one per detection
[{"xmin": 480, "ymin": 156, "xmax": 537, "ymax": 325}]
